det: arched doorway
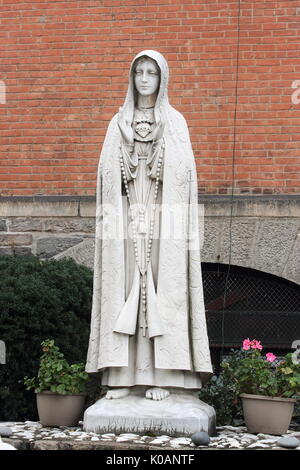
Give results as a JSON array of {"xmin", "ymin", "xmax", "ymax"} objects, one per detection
[{"xmin": 203, "ymin": 263, "xmax": 300, "ymax": 372}]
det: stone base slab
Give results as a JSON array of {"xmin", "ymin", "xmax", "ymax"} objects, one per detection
[{"xmin": 83, "ymin": 390, "xmax": 216, "ymax": 437}]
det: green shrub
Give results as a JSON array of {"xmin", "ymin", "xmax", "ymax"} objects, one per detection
[
  {"xmin": 200, "ymin": 347, "xmax": 300, "ymax": 427},
  {"xmin": 198, "ymin": 349, "xmax": 244, "ymax": 426},
  {"xmin": 0, "ymin": 255, "xmax": 93, "ymax": 421},
  {"xmin": 223, "ymin": 339, "xmax": 300, "ymax": 399},
  {"xmin": 24, "ymin": 339, "xmax": 89, "ymax": 395}
]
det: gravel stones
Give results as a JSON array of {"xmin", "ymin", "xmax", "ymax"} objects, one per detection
[
  {"xmin": 0, "ymin": 220, "xmax": 7, "ymax": 232},
  {"xmin": 0, "ymin": 426, "xmax": 13, "ymax": 437},
  {"xmin": 1, "ymin": 421, "xmax": 300, "ymax": 450},
  {"xmin": 277, "ymin": 436, "xmax": 300, "ymax": 449},
  {"xmin": 0, "ymin": 438, "xmax": 16, "ymax": 451},
  {"xmin": 191, "ymin": 431, "xmax": 210, "ymax": 446}
]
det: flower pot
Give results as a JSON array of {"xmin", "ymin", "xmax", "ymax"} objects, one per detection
[
  {"xmin": 36, "ymin": 391, "xmax": 86, "ymax": 427},
  {"xmin": 240, "ymin": 393, "xmax": 296, "ymax": 435}
]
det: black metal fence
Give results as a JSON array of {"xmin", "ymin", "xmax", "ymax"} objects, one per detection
[{"xmin": 203, "ymin": 263, "xmax": 300, "ymax": 372}]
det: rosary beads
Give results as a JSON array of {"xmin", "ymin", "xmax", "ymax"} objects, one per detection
[
  {"xmin": 119, "ymin": 140, "xmax": 164, "ymax": 336},
  {"xmin": 119, "ymin": 140, "xmax": 164, "ymax": 274}
]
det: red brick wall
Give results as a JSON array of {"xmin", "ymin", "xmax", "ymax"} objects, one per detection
[{"xmin": 0, "ymin": 0, "xmax": 300, "ymax": 195}]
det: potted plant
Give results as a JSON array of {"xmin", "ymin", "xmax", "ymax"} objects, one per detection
[
  {"xmin": 222, "ymin": 339, "xmax": 300, "ymax": 435},
  {"xmin": 24, "ymin": 339, "xmax": 89, "ymax": 427}
]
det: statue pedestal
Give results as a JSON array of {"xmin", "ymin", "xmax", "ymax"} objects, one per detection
[{"xmin": 83, "ymin": 390, "xmax": 216, "ymax": 437}]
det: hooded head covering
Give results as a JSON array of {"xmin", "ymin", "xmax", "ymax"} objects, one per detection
[{"xmin": 121, "ymin": 50, "xmax": 170, "ymax": 127}]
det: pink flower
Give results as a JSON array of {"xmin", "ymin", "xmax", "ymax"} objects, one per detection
[
  {"xmin": 243, "ymin": 338, "xmax": 252, "ymax": 350},
  {"xmin": 266, "ymin": 352, "xmax": 277, "ymax": 362},
  {"xmin": 242, "ymin": 338, "xmax": 263, "ymax": 351},
  {"xmin": 251, "ymin": 339, "xmax": 263, "ymax": 350}
]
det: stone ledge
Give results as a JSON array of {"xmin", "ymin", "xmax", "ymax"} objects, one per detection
[
  {"xmin": 1, "ymin": 421, "xmax": 299, "ymax": 451},
  {"xmin": 2, "ymin": 438, "xmax": 176, "ymax": 451},
  {"xmin": 0, "ymin": 234, "xmax": 32, "ymax": 246},
  {"xmin": 1, "ymin": 195, "xmax": 300, "ymax": 202},
  {"xmin": 1, "ymin": 195, "xmax": 300, "ymax": 218},
  {"xmin": 198, "ymin": 196, "xmax": 300, "ymax": 217},
  {"xmin": 0, "ymin": 196, "xmax": 95, "ymax": 203},
  {"xmin": 0, "ymin": 200, "xmax": 79, "ymax": 218}
]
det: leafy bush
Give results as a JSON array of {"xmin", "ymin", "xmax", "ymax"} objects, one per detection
[
  {"xmin": 223, "ymin": 339, "xmax": 300, "ymax": 399},
  {"xmin": 199, "ymin": 341, "xmax": 300, "ymax": 426},
  {"xmin": 24, "ymin": 339, "xmax": 89, "ymax": 395},
  {"xmin": 0, "ymin": 255, "xmax": 93, "ymax": 421},
  {"xmin": 199, "ymin": 349, "xmax": 244, "ymax": 426}
]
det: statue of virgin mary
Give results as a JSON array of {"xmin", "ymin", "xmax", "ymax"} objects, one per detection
[{"xmin": 85, "ymin": 50, "xmax": 213, "ymax": 401}]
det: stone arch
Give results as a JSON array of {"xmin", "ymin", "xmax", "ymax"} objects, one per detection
[{"xmin": 200, "ymin": 196, "xmax": 300, "ymax": 287}]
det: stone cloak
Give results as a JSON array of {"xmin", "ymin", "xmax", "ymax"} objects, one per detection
[{"xmin": 85, "ymin": 50, "xmax": 213, "ymax": 383}]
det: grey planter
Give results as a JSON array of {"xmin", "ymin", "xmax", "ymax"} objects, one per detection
[
  {"xmin": 36, "ymin": 391, "xmax": 86, "ymax": 427},
  {"xmin": 240, "ymin": 393, "xmax": 296, "ymax": 435}
]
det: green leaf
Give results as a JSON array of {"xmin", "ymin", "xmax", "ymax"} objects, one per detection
[{"xmin": 56, "ymin": 384, "xmax": 66, "ymax": 395}]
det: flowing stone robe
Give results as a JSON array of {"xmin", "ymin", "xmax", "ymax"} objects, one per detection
[{"xmin": 86, "ymin": 50, "xmax": 213, "ymax": 388}]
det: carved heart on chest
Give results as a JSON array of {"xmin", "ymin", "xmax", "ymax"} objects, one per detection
[{"xmin": 135, "ymin": 122, "xmax": 151, "ymax": 138}]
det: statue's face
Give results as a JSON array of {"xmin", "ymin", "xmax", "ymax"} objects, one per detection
[{"xmin": 134, "ymin": 59, "xmax": 160, "ymax": 97}]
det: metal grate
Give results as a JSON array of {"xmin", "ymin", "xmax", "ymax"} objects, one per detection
[{"xmin": 203, "ymin": 263, "xmax": 300, "ymax": 358}]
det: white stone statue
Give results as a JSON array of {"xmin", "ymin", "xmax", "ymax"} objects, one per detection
[{"xmin": 85, "ymin": 50, "xmax": 213, "ymax": 403}]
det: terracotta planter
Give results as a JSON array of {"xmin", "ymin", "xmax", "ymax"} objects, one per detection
[
  {"xmin": 240, "ymin": 393, "xmax": 296, "ymax": 435},
  {"xmin": 36, "ymin": 391, "xmax": 86, "ymax": 427}
]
